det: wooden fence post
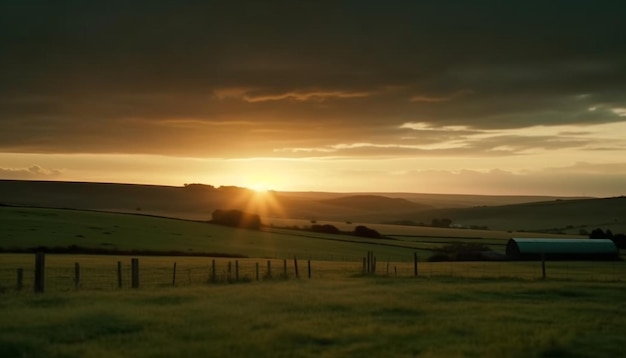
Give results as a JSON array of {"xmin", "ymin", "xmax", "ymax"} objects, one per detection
[
  {"xmin": 211, "ymin": 259, "xmax": 217, "ymax": 283},
  {"xmin": 386, "ymin": 259, "xmax": 390, "ymax": 276},
  {"xmin": 117, "ymin": 261, "xmax": 123, "ymax": 288},
  {"xmin": 372, "ymin": 255, "xmax": 377, "ymax": 274},
  {"xmin": 365, "ymin": 251, "xmax": 376, "ymax": 275},
  {"xmin": 266, "ymin": 260, "xmax": 272, "ymax": 279},
  {"xmin": 294, "ymin": 256, "xmax": 299, "ymax": 279},
  {"xmin": 74, "ymin": 262, "xmax": 80, "ymax": 289},
  {"xmin": 34, "ymin": 252, "xmax": 45, "ymax": 293},
  {"xmin": 256, "ymin": 262, "xmax": 260, "ymax": 281},
  {"xmin": 235, "ymin": 260, "xmax": 239, "ymax": 281},
  {"xmin": 16, "ymin": 268, "xmax": 23, "ymax": 291},
  {"xmin": 283, "ymin": 259, "xmax": 287, "ymax": 279},
  {"xmin": 228, "ymin": 261, "xmax": 232, "ymax": 281},
  {"xmin": 131, "ymin": 258, "xmax": 139, "ymax": 289},
  {"xmin": 172, "ymin": 262, "xmax": 177, "ymax": 286},
  {"xmin": 307, "ymin": 259, "xmax": 311, "ymax": 279},
  {"xmin": 414, "ymin": 252, "xmax": 418, "ymax": 278}
]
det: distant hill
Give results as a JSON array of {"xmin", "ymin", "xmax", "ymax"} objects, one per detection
[
  {"xmin": 281, "ymin": 191, "xmax": 582, "ymax": 208},
  {"xmin": 319, "ymin": 195, "xmax": 432, "ymax": 212},
  {"xmin": 0, "ymin": 180, "xmax": 617, "ymax": 234},
  {"xmin": 0, "ymin": 180, "xmax": 229, "ymax": 220},
  {"xmin": 416, "ymin": 197, "xmax": 626, "ymax": 234}
]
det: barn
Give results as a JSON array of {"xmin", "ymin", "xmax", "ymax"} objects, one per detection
[{"xmin": 506, "ymin": 238, "xmax": 618, "ymax": 260}]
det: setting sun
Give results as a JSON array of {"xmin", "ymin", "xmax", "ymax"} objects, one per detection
[{"xmin": 249, "ymin": 182, "xmax": 270, "ymax": 193}]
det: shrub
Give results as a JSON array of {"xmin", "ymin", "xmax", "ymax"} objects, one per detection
[
  {"xmin": 311, "ymin": 224, "xmax": 341, "ymax": 234},
  {"xmin": 612, "ymin": 234, "xmax": 626, "ymax": 249},
  {"xmin": 431, "ymin": 218, "xmax": 452, "ymax": 228},
  {"xmin": 353, "ymin": 225, "xmax": 382, "ymax": 239},
  {"xmin": 211, "ymin": 209, "xmax": 261, "ymax": 230}
]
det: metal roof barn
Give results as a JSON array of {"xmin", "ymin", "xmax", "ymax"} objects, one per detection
[{"xmin": 506, "ymin": 238, "xmax": 618, "ymax": 260}]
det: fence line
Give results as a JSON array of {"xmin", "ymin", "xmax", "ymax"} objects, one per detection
[{"xmin": 0, "ymin": 253, "xmax": 624, "ymax": 293}]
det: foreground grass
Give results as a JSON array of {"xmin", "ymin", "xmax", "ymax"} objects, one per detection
[{"xmin": 1, "ymin": 278, "xmax": 625, "ymax": 357}]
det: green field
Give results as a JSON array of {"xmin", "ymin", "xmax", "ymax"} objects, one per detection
[
  {"xmin": 2, "ymin": 206, "xmax": 626, "ymax": 357},
  {"xmin": 1, "ymin": 207, "xmax": 425, "ymax": 261},
  {"xmin": 1, "ymin": 278, "xmax": 625, "ymax": 357},
  {"xmin": 1, "ymin": 206, "xmax": 586, "ymax": 263}
]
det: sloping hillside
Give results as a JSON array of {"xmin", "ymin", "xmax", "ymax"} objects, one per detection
[
  {"xmin": 416, "ymin": 197, "xmax": 626, "ymax": 234},
  {"xmin": 319, "ymin": 195, "xmax": 432, "ymax": 212},
  {"xmin": 0, "ymin": 180, "xmax": 610, "ymax": 232}
]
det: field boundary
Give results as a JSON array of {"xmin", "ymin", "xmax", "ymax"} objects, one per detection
[{"xmin": 1, "ymin": 253, "xmax": 624, "ymax": 294}]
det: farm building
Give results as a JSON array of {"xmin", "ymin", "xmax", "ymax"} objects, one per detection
[{"xmin": 506, "ymin": 238, "xmax": 618, "ymax": 260}]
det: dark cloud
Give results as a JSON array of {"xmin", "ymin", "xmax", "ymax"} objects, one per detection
[{"xmin": 1, "ymin": 1, "xmax": 625, "ymax": 156}]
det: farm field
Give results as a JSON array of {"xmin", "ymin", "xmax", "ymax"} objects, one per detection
[
  {"xmin": 1, "ymin": 207, "xmax": 425, "ymax": 261},
  {"xmin": 1, "ymin": 277, "xmax": 625, "ymax": 357},
  {"xmin": 265, "ymin": 217, "xmax": 584, "ymax": 239},
  {"xmin": 2, "ymin": 197, "xmax": 626, "ymax": 357},
  {"xmin": 1, "ymin": 206, "xmax": 587, "ymax": 263}
]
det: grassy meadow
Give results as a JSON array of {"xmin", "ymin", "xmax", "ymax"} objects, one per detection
[
  {"xmin": 1, "ymin": 206, "xmax": 424, "ymax": 261},
  {"xmin": 1, "ymin": 278, "xmax": 626, "ymax": 357},
  {"xmin": 2, "ymin": 205, "xmax": 626, "ymax": 357},
  {"xmin": 1, "ymin": 206, "xmax": 586, "ymax": 263}
]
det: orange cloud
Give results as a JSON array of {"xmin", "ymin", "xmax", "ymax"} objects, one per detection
[
  {"xmin": 243, "ymin": 90, "xmax": 374, "ymax": 103},
  {"xmin": 409, "ymin": 89, "xmax": 474, "ymax": 103}
]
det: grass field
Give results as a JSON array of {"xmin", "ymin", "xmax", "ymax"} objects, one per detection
[
  {"xmin": 1, "ymin": 277, "xmax": 625, "ymax": 357},
  {"xmin": 0, "ymin": 206, "xmax": 586, "ymax": 263},
  {"xmin": 2, "ymin": 206, "xmax": 626, "ymax": 357},
  {"xmin": 1, "ymin": 207, "xmax": 425, "ymax": 261}
]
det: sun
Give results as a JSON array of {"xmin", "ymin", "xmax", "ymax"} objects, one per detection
[{"xmin": 249, "ymin": 182, "xmax": 270, "ymax": 193}]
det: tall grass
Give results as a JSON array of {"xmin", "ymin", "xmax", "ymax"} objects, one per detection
[
  {"xmin": 1, "ymin": 254, "xmax": 624, "ymax": 293},
  {"xmin": 1, "ymin": 278, "xmax": 625, "ymax": 357}
]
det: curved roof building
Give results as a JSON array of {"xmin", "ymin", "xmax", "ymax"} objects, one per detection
[{"xmin": 506, "ymin": 238, "xmax": 618, "ymax": 260}]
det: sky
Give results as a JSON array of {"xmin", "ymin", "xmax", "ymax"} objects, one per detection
[{"xmin": 1, "ymin": 1, "xmax": 625, "ymax": 196}]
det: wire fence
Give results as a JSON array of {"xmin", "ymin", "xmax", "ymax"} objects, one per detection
[{"xmin": 1, "ymin": 254, "xmax": 625, "ymax": 293}]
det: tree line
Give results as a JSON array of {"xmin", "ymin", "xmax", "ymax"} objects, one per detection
[{"xmin": 589, "ymin": 228, "xmax": 626, "ymax": 249}]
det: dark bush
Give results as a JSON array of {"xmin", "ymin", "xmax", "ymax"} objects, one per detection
[
  {"xmin": 353, "ymin": 225, "xmax": 382, "ymax": 238},
  {"xmin": 589, "ymin": 228, "xmax": 609, "ymax": 239},
  {"xmin": 211, "ymin": 209, "xmax": 261, "ymax": 230},
  {"xmin": 311, "ymin": 224, "xmax": 341, "ymax": 234},
  {"xmin": 431, "ymin": 218, "xmax": 452, "ymax": 228},
  {"xmin": 589, "ymin": 228, "xmax": 626, "ymax": 248}
]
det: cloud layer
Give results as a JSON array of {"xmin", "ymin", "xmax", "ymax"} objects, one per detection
[
  {"xmin": 1, "ymin": 1, "xmax": 625, "ymax": 158},
  {"xmin": 1, "ymin": 1, "xmax": 625, "ymax": 195}
]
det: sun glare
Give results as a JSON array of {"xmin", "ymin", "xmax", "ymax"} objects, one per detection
[
  {"xmin": 249, "ymin": 182, "xmax": 270, "ymax": 193},
  {"xmin": 219, "ymin": 180, "xmax": 285, "ymax": 220}
]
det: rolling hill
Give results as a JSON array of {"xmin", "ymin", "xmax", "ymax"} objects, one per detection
[
  {"xmin": 415, "ymin": 196, "xmax": 626, "ymax": 234},
  {"xmin": 0, "ymin": 180, "xmax": 620, "ymax": 235},
  {"xmin": 319, "ymin": 195, "xmax": 432, "ymax": 212}
]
